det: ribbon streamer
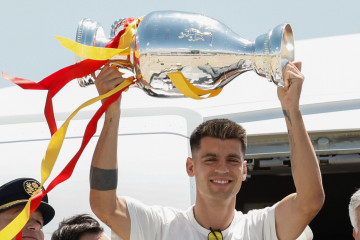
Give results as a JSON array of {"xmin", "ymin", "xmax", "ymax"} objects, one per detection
[
  {"xmin": 56, "ymin": 17, "xmax": 142, "ymax": 61},
  {"xmin": 0, "ymin": 79, "xmax": 133, "ymax": 239},
  {"xmin": 55, "ymin": 36, "xmax": 130, "ymax": 60},
  {"xmin": 0, "ymin": 17, "xmax": 138, "ymax": 239},
  {"xmin": 167, "ymin": 71, "xmax": 222, "ymax": 99},
  {"xmin": 0, "ymin": 13, "xmax": 224, "ymax": 239}
]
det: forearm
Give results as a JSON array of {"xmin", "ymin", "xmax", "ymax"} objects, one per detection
[
  {"xmin": 283, "ymin": 108, "xmax": 324, "ymax": 208},
  {"xmin": 92, "ymin": 104, "xmax": 120, "ymax": 169},
  {"xmin": 90, "ymin": 104, "xmax": 121, "ymax": 217}
]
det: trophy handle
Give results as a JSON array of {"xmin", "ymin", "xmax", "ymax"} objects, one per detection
[
  {"xmin": 254, "ymin": 24, "xmax": 294, "ymax": 87},
  {"xmin": 110, "ymin": 18, "xmax": 127, "ymax": 38}
]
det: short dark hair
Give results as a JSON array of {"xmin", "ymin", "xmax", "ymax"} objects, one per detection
[
  {"xmin": 190, "ymin": 119, "xmax": 247, "ymax": 156},
  {"xmin": 51, "ymin": 214, "xmax": 104, "ymax": 240}
]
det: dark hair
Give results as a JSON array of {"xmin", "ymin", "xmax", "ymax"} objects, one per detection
[
  {"xmin": 190, "ymin": 119, "xmax": 247, "ymax": 156},
  {"xmin": 51, "ymin": 214, "xmax": 104, "ymax": 240}
]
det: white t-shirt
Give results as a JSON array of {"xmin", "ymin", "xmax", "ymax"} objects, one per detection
[{"xmin": 114, "ymin": 197, "xmax": 278, "ymax": 240}]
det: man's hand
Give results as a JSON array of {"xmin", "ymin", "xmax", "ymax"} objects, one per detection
[
  {"xmin": 95, "ymin": 64, "xmax": 127, "ymax": 106},
  {"xmin": 277, "ymin": 62, "xmax": 304, "ymax": 111}
]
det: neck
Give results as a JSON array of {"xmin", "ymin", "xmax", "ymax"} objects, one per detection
[{"xmin": 193, "ymin": 195, "xmax": 236, "ymax": 231}]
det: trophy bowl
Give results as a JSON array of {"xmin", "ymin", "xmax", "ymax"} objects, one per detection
[{"xmin": 75, "ymin": 10, "xmax": 294, "ymax": 98}]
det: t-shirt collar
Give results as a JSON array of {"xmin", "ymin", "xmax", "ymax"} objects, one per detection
[{"xmin": 186, "ymin": 205, "xmax": 239, "ymax": 237}]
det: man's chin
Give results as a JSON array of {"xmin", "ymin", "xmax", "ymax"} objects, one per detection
[
  {"xmin": 21, "ymin": 233, "xmax": 42, "ymax": 240},
  {"xmin": 209, "ymin": 191, "xmax": 235, "ymax": 201}
]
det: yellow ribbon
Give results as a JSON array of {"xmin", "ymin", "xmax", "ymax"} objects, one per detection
[
  {"xmin": 167, "ymin": 72, "xmax": 222, "ymax": 99},
  {"xmin": 41, "ymin": 78, "xmax": 133, "ymax": 184},
  {"xmin": 0, "ymin": 79, "xmax": 133, "ymax": 239},
  {"xmin": 1, "ymin": 19, "xmax": 139, "ymax": 238},
  {"xmin": 55, "ymin": 36, "xmax": 130, "ymax": 60},
  {"xmin": 118, "ymin": 17, "xmax": 142, "ymax": 49},
  {"xmin": 1, "ymin": 13, "xmax": 226, "ymax": 239},
  {"xmin": 56, "ymin": 17, "xmax": 142, "ymax": 61},
  {"xmin": 0, "ymin": 200, "xmax": 31, "ymax": 239}
]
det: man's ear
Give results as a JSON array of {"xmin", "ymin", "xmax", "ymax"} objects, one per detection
[
  {"xmin": 353, "ymin": 228, "xmax": 357, "ymax": 239},
  {"xmin": 186, "ymin": 157, "xmax": 195, "ymax": 177},
  {"xmin": 242, "ymin": 160, "xmax": 247, "ymax": 181}
]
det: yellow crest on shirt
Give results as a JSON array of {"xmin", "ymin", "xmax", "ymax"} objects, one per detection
[{"xmin": 208, "ymin": 231, "xmax": 223, "ymax": 240}]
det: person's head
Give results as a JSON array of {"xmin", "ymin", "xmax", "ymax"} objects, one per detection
[
  {"xmin": 349, "ymin": 189, "xmax": 360, "ymax": 239},
  {"xmin": 0, "ymin": 178, "xmax": 55, "ymax": 240},
  {"xmin": 51, "ymin": 214, "xmax": 109, "ymax": 240},
  {"xmin": 187, "ymin": 119, "xmax": 247, "ymax": 203}
]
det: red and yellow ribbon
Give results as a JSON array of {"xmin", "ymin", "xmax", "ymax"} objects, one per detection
[
  {"xmin": 0, "ymin": 13, "xmax": 224, "ymax": 239},
  {"xmin": 0, "ymin": 17, "xmax": 138, "ymax": 239},
  {"xmin": 0, "ymin": 78, "xmax": 133, "ymax": 239}
]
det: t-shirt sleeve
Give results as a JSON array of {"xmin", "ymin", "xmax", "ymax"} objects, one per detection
[
  {"xmin": 123, "ymin": 196, "xmax": 163, "ymax": 240},
  {"xmin": 246, "ymin": 204, "xmax": 278, "ymax": 240}
]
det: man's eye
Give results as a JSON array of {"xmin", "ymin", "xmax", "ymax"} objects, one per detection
[
  {"xmin": 205, "ymin": 158, "xmax": 216, "ymax": 162},
  {"xmin": 36, "ymin": 220, "xmax": 44, "ymax": 227},
  {"xmin": 229, "ymin": 159, "xmax": 240, "ymax": 163}
]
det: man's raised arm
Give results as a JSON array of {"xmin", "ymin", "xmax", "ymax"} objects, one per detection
[
  {"xmin": 275, "ymin": 62, "xmax": 325, "ymax": 239},
  {"xmin": 90, "ymin": 65, "xmax": 131, "ymax": 240}
]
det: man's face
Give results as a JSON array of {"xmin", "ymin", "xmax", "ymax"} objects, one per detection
[
  {"xmin": 79, "ymin": 232, "xmax": 110, "ymax": 240},
  {"xmin": 187, "ymin": 137, "xmax": 247, "ymax": 203},
  {"xmin": 354, "ymin": 207, "xmax": 360, "ymax": 239},
  {"xmin": 0, "ymin": 205, "xmax": 44, "ymax": 240}
]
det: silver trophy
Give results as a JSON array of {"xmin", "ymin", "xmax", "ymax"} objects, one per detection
[{"xmin": 75, "ymin": 10, "xmax": 294, "ymax": 97}]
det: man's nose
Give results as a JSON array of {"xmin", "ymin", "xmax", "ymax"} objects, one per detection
[
  {"xmin": 26, "ymin": 219, "xmax": 42, "ymax": 231},
  {"xmin": 215, "ymin": 160, "xmax": 229, "ymax": 173}
]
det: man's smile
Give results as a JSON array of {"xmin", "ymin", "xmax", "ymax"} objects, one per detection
[{"xmin": 210, "ymin": 179, "xmax": 232, "ymax": 185}]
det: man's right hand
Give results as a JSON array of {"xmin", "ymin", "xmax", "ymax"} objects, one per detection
[{"xmin": 95, "ymin": 64, "xmax": 127, "ymax": 107}]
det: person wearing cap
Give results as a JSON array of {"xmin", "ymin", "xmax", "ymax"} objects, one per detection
[{"xmin": 0, "ymin": 178, "xmax": 55, "ymax": 240}]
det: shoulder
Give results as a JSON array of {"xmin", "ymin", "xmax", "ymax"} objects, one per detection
[
  {"xmin": 233, "ymin": 204, "xmax": 277, "ymax": 227},
  {"xmin": 245, "ymin": 204, "xmax": 277, "ymax": 218},
  {"xmin": 123, "ymin": 196, "xmax": 188, "ymax": 222},
  {"xmin": 228, "ymin": 205, "xmax": 278, "ymax": 239},
  {"xmin": 123, "ymin": 197, "xmax": 194, "ymax": 239}
]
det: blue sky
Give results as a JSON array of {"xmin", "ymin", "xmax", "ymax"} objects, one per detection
[{"xmin": 0, "ymin": 0, "xmax": 360, "ymax": 88}]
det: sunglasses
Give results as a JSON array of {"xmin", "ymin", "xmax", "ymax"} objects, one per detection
[{"xmin": 208, "ymin": 227, "xmax": 223, "ymax": 240}]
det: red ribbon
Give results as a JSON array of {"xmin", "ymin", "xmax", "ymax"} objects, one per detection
[
  {"xmin": 23, "ymin": 86, "xmax": 130, "ymax": 231},
  {"xmin": 3, "ymin": 17, "xmax": 136, "ymax": 135},
  {"xmin": 1, "ymin": 17, "xmax": 137, "ymax": 238}
]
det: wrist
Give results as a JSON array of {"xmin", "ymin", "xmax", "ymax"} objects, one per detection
[
  {"xmin": 281, "ymin": 101, "xmax": 300, "ymax": 112},
  {"xmin": 284, "ymin": 107, "xmax": 301, "ymax": 115},
  {"xmin": 104, "ymin": 103, "xmax": 121, "ymax": 119}
]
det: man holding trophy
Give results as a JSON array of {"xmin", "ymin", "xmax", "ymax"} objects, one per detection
[
  {"xmin": 70, "ymin": 10, "xmax": 324, "ymax": 240},
  {"xmin": 0, "ymin": 9, "xmax": 323, "ymax": 239},
  {"xmin": 89, "ymin": 59, "xmax": 324, "ymax": 240}
]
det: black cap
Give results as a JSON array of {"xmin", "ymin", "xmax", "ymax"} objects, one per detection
[{"xmin": 0, "ymin": 178, "xmax": 55, "ymax": 226}]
